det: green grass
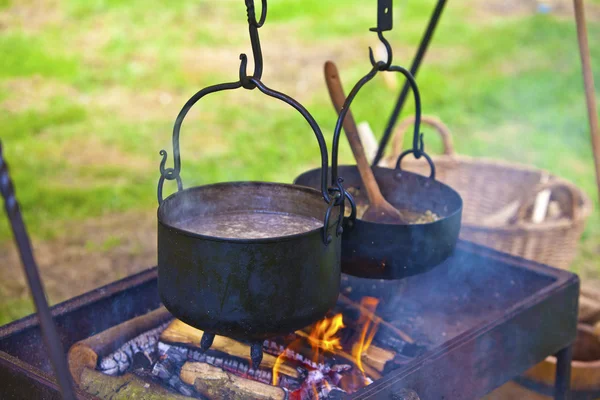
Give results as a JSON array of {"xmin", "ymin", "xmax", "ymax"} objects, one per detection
[
  {"xmin": 0, "ymin": 34, "xmax": 80, "ymax": 79},
  {"xmin": 0, "ymin": 296, "xmax": 33, "ymax": 326},
  {"xmin": 0, "ymin": 0, "xmax": 599, "ymax": 323}
]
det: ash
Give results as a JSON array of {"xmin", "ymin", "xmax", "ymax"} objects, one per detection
[
  {"xmin": 95, "ymin": 294, "xmax": 424, "ymax": 400},
  {"xmin": 95, "ymin": 322, "xmax": 416, "ymax": 400}
]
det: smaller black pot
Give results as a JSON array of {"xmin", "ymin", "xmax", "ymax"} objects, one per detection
[{"xmin": 295, "ymin": 165, "xmax": 462, "ymax": 280}]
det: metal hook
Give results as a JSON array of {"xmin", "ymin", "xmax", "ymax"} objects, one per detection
[
  {"xmin": 246, "ymin": 0, "xmax": 267, "ymax": 28},
  {"xmin": 240, "ymin": 0, "xmax": 266, "ymax": 89},
  {"xmin": 369, "ymin": 30, "xmax": 393, "ymax": 70}
]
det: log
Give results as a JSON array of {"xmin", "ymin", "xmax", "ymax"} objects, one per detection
[
  {"xmin": 161, "ymin": 319, "xmax": 299, "ymax": 379},
  {"xmin": 80, "ymin": 368, "xmax": 193, "ymax": 400},
  {"xmin": 532, "ymin": 173, "xmax": 551, "ymax": 223},
  {"xmin": 362, "ymin": 345, "xmax": 395, "ymax": 372},
  {"xmin": 68, "ymin": 307, "xmax": 172, "ymax": 385},
  {"xmin": 293, "ymin": 330, "xmax": 382, "ymax": 380},
  {"xmin": 180, "ymin": 362, "xmax": 286, "ymax": 400},
  {"xmin": 297, "ymin": 318, "xmax": 395, "ymax": 373}
]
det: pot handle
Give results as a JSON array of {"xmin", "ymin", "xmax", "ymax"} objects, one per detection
[
  {"xmin": 157, "ymin": 80, "xmax": 241, "ymax": 205},
  {"xmin": 395, "ymin": 150, "xmax": 436, "ymax": 180},
  {"xmin": 331, "ymin": 62, "xmax": 431, "ymax": 185},
  {"xmin": 158, "ymin": 0, "xmax": 343, "ymax": 246},
  {"xmin": 157, "ymin": 76, "xmax": 334, "ymax": 206}
]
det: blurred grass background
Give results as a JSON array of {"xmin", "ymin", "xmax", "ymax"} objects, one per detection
[{"xmin": 0, "ymin": 0, "xmax": 599, "ymax": 324}]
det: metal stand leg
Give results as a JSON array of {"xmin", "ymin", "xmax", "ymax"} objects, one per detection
[
  {"xmin": 554, "ymin": 345, "xmax": 573, "ymax": 400},
  {"xmin": 372, "ymin": 0, "xmax": 447, "ymax": 166},
  {"xmin": 0, "ymin": 142, "xmax": 77, "ymax": 399}
]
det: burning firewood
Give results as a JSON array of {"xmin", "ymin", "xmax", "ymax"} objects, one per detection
[
  {"xmin": 180, "ymin": 362, "xmax": 286, "ymax": 400},
  {"xmin": 361, "ymin": 345, "xmax": 395, "ymax": 372},
  {"xmin": 161, "ymin": 319, "xmax": 300, "ymax": 379},
  {"xmin": 68, "ymin": 307, "xmax": 173, "ymax": 385},
  {"xmin": 152, "ymin": 343, "xmax": 196, "ymax": 397},
  {"xmin": 294, "ymin": 330, "xmax": 382, "ymax": 380},
  {"xmin": 80, "ymin": 367, "xmax": 193, "ymax": 400},
  {"xmin": 97, "ymin": 321, "xmax": 169, "ymax": 375}
]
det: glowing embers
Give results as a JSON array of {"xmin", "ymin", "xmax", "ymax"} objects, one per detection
[
  {"xmin": 271, "ymin": 297, "xmax": 382, "ymax": 398},
  {"xmin": 92, "ymin": 295, "xmax": 417, "ymax": 400}
]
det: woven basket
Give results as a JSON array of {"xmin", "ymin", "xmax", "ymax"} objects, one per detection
[{"xmin": 382, "ymin": 116, "xmax": 593, "ymax": 269}]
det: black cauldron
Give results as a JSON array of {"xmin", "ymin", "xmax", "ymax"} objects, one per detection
[{"xmin": 156, "ymin": 76, "xmax": 345, "ymax": 366}]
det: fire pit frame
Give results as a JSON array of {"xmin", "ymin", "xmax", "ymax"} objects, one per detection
[{"xmin": 0, "ymin": 241, "xmax": 578, "ymax": 400}]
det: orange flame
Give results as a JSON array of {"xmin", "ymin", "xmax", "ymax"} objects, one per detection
[
  {"xmin": 272, "ymin": 298, "xmax": 380, "ymax": 395},
  {"xmin": 307, "ymin": 313, "xmax": 345, "ymax": 361},
  {"xmin": 272, "ymin": 338, "xmax": 302, "ymax": 386},
  {"xmin": 272, "ymin": 314, "xmax": 345, "ymax": 387},
  {"xmin": 351, "ymin": 297, "xmax": 380, "ymax": 374}
]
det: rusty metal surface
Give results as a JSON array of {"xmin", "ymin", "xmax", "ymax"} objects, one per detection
[
  {"xmin": 353, "ymin": 242, "xmax": 579, "ymax": 399},
  {"xmin": 0, "ymin": 242, "xmax": 578, "ymax": 399}
]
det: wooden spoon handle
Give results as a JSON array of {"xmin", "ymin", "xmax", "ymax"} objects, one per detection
[{"xmin": 324, "ymin": 61, "xmax": 385, "ymax": 206}]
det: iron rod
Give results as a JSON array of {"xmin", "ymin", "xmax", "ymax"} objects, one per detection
[
  {"xmin": 0, "ymin": 141, "xmax": 77, "ymax": 400},
  {"xmin": 372, "ymin": 0, "xmax": 447, "ymax": 166},
  {"xmin": 573, "ymin": 0, "xmax": 600, "ymax": 203},
  {"xmin": 554, "ymin": 345, "xmax": 573, "ymax": 400}
]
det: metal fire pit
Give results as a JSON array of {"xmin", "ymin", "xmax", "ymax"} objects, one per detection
[{"xmin": 0, "ymin": 241, "xmax": 578, "ymax": 399}]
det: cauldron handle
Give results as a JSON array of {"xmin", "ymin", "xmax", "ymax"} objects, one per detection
[
  {"xmin": 157, "ymin": 81, "xmax": 242, "ymax": 205},
  {"xmin": 248, "ymin": 77, "xmax": 333, "ymax": 204},
  {"xmin": 157, "ymin": 76, "xmax": 334, "ymax": 206},
  {"xmin": 395, "ymin": 149, "xmax": 436, "ymax": 180},
  {"xmin": 330, "ymin": 62, "xmax": 431, "ymax": 184},
  {"xmin": 158, "ymin": 0, "xmax": 342, "ymax": 245}
]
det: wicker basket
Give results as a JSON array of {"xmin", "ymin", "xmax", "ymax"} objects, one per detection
[{"xmin": 382, "ymin": 116, "xmax": 593, "ymax": 269}]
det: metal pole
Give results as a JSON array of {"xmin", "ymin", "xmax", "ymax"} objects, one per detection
[
  {"xmin": 554, "ymin": 346, "xmax": 573, "ymax": 400},
  {"xmin": 0, "ymin": 141, "xmax": 77, "ymax": 400},
  {"xmin": 573, "ymin": 0, "xmax": 600, "ymax": 202},
  {"xmin": 372, "ymin": 0, "xmax": 447, "ymax": 166}
]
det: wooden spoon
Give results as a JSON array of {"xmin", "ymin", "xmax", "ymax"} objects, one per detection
[{"xmin": 324, "ymin": 61, "xmax": 408, "ymax": 224}]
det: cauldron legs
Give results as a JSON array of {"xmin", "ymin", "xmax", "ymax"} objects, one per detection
[
  {"xmin": 199, "ymin": 332, "xmax": 264, "ymax": 368},
  {"xmin": 251, "ymin": 342, "xmax": 263, "ymax": 368},
  {"xmin": 200, "ymin": 332, "xmax": 215, "ymax": 351}
]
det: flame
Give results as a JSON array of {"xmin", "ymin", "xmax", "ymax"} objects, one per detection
[
  {"xmin": 351, "ymin": 297, "xmax": 380, "ymax": 374},
  {"xmin": 272, "ymin": 298, "xmax": 380, "ymax": 396},
  {"xmin": 307, "ymin": 313, "xmax": 345, "ymax": 360},
  {"xmin": 272, "ymin": 337, "xmax": 302, "ymax": 386},
  {"xmin": 272, "ymin": 314, "xmax": 345, "ymax": 387}
]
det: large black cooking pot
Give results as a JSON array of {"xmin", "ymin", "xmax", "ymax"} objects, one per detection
[
  {"xmin": 156, "ymin": 75, "xmax": 345, "ymax": 366},
  {"xmin": 158, "ymin": 182, "xmax": 342, "ymax": 339},
  {"xmin": 295, "ymin": 164, "xmax": 462, "ymax": 280}
]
